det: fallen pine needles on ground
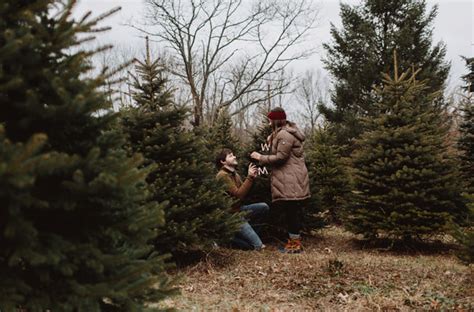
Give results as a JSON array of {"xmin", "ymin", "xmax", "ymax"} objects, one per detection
[{"xmin": 151, "ymin": 226, "xmax": 473, "ymax": 311}]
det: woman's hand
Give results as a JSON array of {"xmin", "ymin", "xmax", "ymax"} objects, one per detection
[{"xmin": 250, "ymin": 151, "xmax": 262, "ymax": 161}]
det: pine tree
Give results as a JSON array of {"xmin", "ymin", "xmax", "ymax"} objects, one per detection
[
  {"xmin": 453, "ymin": 56, "xmax": 474, "ymax": 264},
  {"xmin": 322, "ymin": 0, "xmax": 449, "ymax": 148},
  {"xmin": 458, "ymin": 58, "xmax": 474, "ymax": 191},
  {"xmin": 306, "ymin": 125, "xmax": 351, "ymax": 224},
  {"xmin": 120, "ymin": 40, "xmax": 242, "ymax": 258},
  {"xmin": 237, "ymin": 116, "xmax": 279, "ymax": 236},
  {"xmin": 241, "ymin": 111, "xmax": 273, "ymax": 196},
  {"xmin": 347, "ymin": 54, "xmax": 463, "ymax": 240},
  {"xmin": 453, "ymin": 193, "xmax": 474, "ymax": 264},
  {"xmin": 206, "ymin": 108, "xmax": 243, "ymax": 157},
  {"xmin": 0, "ymin": 2, "xmax": 175, "ymax": 310}
]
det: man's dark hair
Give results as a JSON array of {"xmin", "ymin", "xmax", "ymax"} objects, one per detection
[{"xmin": 215, "ymin": 148, "xmax": 233, "ymax": 169}]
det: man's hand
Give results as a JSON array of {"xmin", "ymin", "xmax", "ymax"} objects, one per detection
[
  {"xmin": 250, "ymin": 151, "xmax": 262, "ymax": 161},
  {"xmin": 248, "ymin": 163, "xmax": 258, "ymax": 178}
]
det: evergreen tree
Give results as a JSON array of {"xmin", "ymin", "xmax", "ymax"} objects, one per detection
[
  {"xmin": 347, "ymin": 56, "xmax": 463, "ymax": 240},
  {"xmin": 322, "ymin": 0, "xmax": 449, "ymax": 147},
  {"xmin": 306, "ymin": 125, "xmax": 351, "ymax": 224},
  {"xmin": 458, "ymin": 58, "xmax": 474, "ymax": 191},
  {"xmin": 238, "ymin": 116, "xmax": 284, "ymax": 238},
  {"xmin": 0, "ymin": 2, "xmax": 175, "ymax": 310},
  {"xmin": 205, "ymin": 108, "xmax": 242, "ymax": 157},
  {"xmin": 453, "ymin": 57, "xmax": 474, "ymax": 264},
  {"xmin": 120, "ymin": 41, "xmax": 242, "ymax": 257},
  {"xmin": 453, "ymin": 193, "xmax": 474, "ymax": 264}
]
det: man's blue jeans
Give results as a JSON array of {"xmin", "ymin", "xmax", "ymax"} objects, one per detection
[
  {"xmin": 232, "ymin": 202, "xmax": 269, "ymax": 250},
  {"xmin": 240, "ymin": 202, "xmax": 270, "ymax": 218}
]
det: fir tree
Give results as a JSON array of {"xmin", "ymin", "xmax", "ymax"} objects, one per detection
[
  {"xmin": 458, "ymin": 57, "xmax": 474, "ymax": 191},
  {"xmin": 347, "ymin": 54, "xmax": 463, "ymax": 240},
  {"xmin": 120, "ymin": 40, "xmax": 242, "ymax": 257},
  {"xmin": 0, "ymin": 2, "xmax": 174, "ymax": 310},
  {"xmin": 322, "ymin": 0, "xmax": 450, "ymax": 148},
  {"xmin": 453, "ymin": 193, "xmax": 474, "ymax": 264},
  {"xmin": 453, "ymin": 56, "xmax": 474, "ymax": 264},
  {"xmin": 238, "ymin": 116, "xmax": 279, "ymax": 236},
  {"xmin": 306, "ymin": 125, "xmax": 351, "ymax": 224},
  {"xmin": 206, "ymin": 108, "xmax": 242, "ymax": 157}
]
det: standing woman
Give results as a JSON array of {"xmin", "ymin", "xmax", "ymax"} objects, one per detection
[{"xmin": 250, "ymin": 107, "xmax": 310, "ymax": 253}]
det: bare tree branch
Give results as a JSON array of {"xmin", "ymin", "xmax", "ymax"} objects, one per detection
[
  {"xmin": 143, "ymin": 0, "xmax": 319, "ymax": 126},
  {"xmin": 295, "ymin": 69, "xmax": 329, "ymax": 132}
]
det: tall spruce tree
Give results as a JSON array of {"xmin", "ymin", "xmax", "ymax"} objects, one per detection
[
  {"xmin": 458, "ymin": 57, "xmax": 474, "ymax": 191},
  {"xmin": 453, "ymin": 56, "xmax": 474, "ymax": 264},
  {"xmin": 120, "ymin": 41, "xmax": 242, "ymax": 257},
  {"xmin": 306, "ymin": 125, "xmax": 351, "ymax": 224},
  {"xmin": 0, "ymin": 2, "xmax": 175, "ymax": 310},
  {"xmin": 347, "ymin": 55, "xmax": 463, "ymax": 240},
  {"xmin": 322, "ymin": 0, "xmax": 449, "ymax": 147}
]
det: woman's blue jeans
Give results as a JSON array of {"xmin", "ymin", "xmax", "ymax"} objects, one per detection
[{"xmin": 232, "ymin": 202, "xmax": 269, "ymax": 250}]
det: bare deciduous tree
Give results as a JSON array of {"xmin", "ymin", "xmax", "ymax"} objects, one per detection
[
  {"xmin": 139, "ymin": 0, "xmax": 318, "ymax": 126},
  {"xmin": 295, "ymin": 69, "xmax": 329, "ymax": 132}
]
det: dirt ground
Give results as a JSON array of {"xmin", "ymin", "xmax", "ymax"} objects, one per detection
[{"xmin": 153, "ymin": 226, "xmax": 473, "ymax": 311}]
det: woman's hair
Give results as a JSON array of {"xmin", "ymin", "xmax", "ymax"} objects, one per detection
[
  {"xmin": 269, "ymin": 107, "xmax": 288, "ymax": 131},
  {"xmin": 215, "ymin": 148, "xmax": 233, "ymax": 169}
]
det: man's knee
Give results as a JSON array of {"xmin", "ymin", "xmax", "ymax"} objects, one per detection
[{"xmin": 259, "ymin": 202, "xmax": 270, "ymax": 212}]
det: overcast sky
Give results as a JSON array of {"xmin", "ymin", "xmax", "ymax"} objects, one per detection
[{"xmin": 74, "ymin": 0, "xmax": 473, "ymax": 92}]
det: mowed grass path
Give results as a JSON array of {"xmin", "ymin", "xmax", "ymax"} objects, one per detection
[{"xmin": 155, "ymin": 227, "xmax": 473, "ymax": 311}]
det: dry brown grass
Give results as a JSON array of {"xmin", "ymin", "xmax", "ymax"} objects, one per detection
[{"xmin": 152, "ymin": 227, "xmax": 473, "ymax": 311}]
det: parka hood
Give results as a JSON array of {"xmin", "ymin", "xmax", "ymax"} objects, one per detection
[{"xmin": 284, "ymin": 122, "xmax": 305, "ymax": 142}]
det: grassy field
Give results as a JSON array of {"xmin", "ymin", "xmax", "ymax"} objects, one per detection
[{"xmin": 154, "ymin": 227, "xmax": 473, "ymax": 311}]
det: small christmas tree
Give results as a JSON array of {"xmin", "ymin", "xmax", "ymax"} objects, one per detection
[
  {"xmin": 0, "ymin": 2, "xmax": 174, "ymax": 310},
  {"xmin": 453, "ymin": 193, "xmax": 474, "ymax": 264},
  {"xmin": 206, "ymin": 108, "xmax": 243, "ymax": 157},
  {"xmin": 306, "ymin": 125, "xmax": 351, "ymax": 224},
  {"xmin": 239, "ymin": 116, "xmax": 277, "ymax": 235},
  {"xmin": 347, "ymin": 52, "xmax": 464, "ymax": 240},
  {"xmin": 121, "ymin": 39, "xmax": 242, "ymax": 257}
]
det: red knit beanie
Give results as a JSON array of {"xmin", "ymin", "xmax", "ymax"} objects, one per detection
[{"xmin": 267, "ymin": 107, "xmax": 286, "ymax": 120}]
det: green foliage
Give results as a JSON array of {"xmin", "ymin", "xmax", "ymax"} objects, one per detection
[
  {"xmin": 306, "ymin": 125, "xmax": 352, "ymax": 224},
  {"xmin": 206, "ymin": 108, "xmax": 243, "ymax": 157},
  {"xmin": 346, "ymin": 61, "xmax": 464, "ymax": 239},
  {"xmin": 453, "ymin": 58, "xmax": 474, "ymax": 264},
  {"xmin": 453, "ymin": 193, "xmax": 474, "ymax": 264},
  {"xmin": 241, "ymin": 114, "xmax": 273, "ymax": 205},
  {"xmin": 120, "ymin": 44, "xmax": 242, "ymax": 258},
  {"xmin": 240, "ymin": 117, "xmax": 276, "ymax": 234},
  {"xmin": 0, "ymin": 2, "xmax": 174, "ymax": 310},
  {"xmin": 458, "ymin": 58, "xmax": 474, "ymax": 192},
  {"xmin": 322, "ymin": 0, "xmax": 450, "ymax": 148}
]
